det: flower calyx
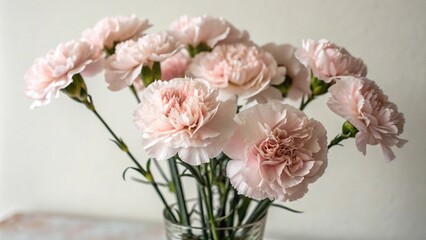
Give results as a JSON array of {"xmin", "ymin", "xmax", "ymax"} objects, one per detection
[
  {"xmin": 141, "ymin": 61, "xmax": 161, "ymax": 87},
  {"xmin": 342, "ymin": 120, "xmax": 359, "ymax": 138},
  {"xmin": 328, "ymin": 121, "xmax": 359, "ymax": 149},
  {"xmin": 61, "ymin": 74, "xmax": 93, "ymax": 109},
  {"xmin": 187, "ymin": 42, "xmax": 212, "ymax": 58},
  {"xmin": 272, "ymin": 75, "xmax": 292, "ymax": 98},
  {"xmin": 311, "ymin": 74, "xmax": 331, "ymax": 96}
]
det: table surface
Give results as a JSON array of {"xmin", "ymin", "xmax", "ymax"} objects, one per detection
[
  {"xmin": 0, "ymin": 213, "xmax": 166, "ymax": 240},
  {"xmin": 0, "ymin": 213, "xmax": 282, "ymax": 240}
]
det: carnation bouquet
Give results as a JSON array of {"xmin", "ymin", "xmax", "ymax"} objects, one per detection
[{"xmin": 25, "ymin": 15, "xmax": 407, "ymax": 240}]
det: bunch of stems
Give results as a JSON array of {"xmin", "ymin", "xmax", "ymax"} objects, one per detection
[{"xmin": 63, "ymin": 69, "xmax": 349, "ymax": 240}]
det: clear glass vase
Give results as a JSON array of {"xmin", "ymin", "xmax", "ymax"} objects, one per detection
[{"xmin": 163, "ymin": 204, "xmax": 267, "ymax": 240}]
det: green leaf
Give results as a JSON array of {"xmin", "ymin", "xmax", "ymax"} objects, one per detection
[
  {"xmin": 270, "ymin": 203, "xmax": 303, "ymax": 213},
  {"xmin": 214, "ymin": 209, "xmax": 235, "ymax": 222},
  {"xmin": 131, "ymin": 177, "xmax": 168, "ymax": 187},
  {"xmin": 177, "ymin": 160, "xmax": 206, "ymax": 186},
  {"xmin": 215, "ymin": 152, "xmax": 230, "ymax": 162},
  {"xmin": 130, "ymin": 177, "xmax": 152, "ymax": 185},
  {"xmin": 168, "ymin": 158, "xmax": 191, "ymax": 226},
  {"xmin": 146, "ymin": 159, "xmax": 152, "ymax": 172},
  {"xmin": 179, "ymin": 173, "xmax": 194, "ymax": 178},
  {"xmin": 173, "ymin": 209, "xmax": 182, "ymax": 223},
  {"xmin": 237, "ymin": 197, "xmax": 251, "ymax": 224},
  {"xmin": 110, "ymin": 138, "xmax": 128, "ymax": 152},
  {"xmin": 122, "ymin": 167, "xmax": 144, "ymax": 180}
]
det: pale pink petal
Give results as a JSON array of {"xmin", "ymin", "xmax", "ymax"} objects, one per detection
[
  {"xmin": 225, "ymin": 102, "xmax": 328, "ymax": 201},
  {"xmin": 82, "ymin": 15, "xmax": 151, "ymax": 49},
  {"xmin": 188, "ymin": 43, "xmax": 284, "ymax": 99},
  {"xmin": 328, "ymin": 76, "xmax": 407, "ymax": 161},
  {"xmin": 227, "ymin": 160, "xmax": 264, "ymax": 200},
  {"xmin": 295, "ymin": 39, "xmax": 367, "ymax": 83},
  {"xmin": 104, "ymin": 33, "xmax": 182, "ymax": 91},
  {"xmin": 161, "ymin": 50, "xmax": 191, "ymax": 81},
  {"xmin": 25, "ymin": 40, "xmax": 99, "ymax": 108},
  {"xmin": 168, "ymin": 15, "xmax": 249, "ymax": 48},
  {"xmin": 133, "ymin": 78, "xmax": 237, "ymax": 165},
  {"xmin": 263, "ymin": 43, "xmax": 310, "ymax": 100}
]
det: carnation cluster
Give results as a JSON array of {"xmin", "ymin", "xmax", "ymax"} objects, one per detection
[{"xmin": 25, "ymin": 14, "xmax": 407, "ymax": 239}]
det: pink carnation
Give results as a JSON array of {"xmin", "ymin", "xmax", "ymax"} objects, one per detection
[
  {"xmin": 160, "ymin": 50, "xmax": 191, "ymax": 81},
  {"xmin": 327, "ymin": 76, "xmax": 407, "ymax": 161},
  {"xmin": 25, "ymin": 40, "xmax": 99, "ymax": 108},
  {"xmin": 295, "ymin": 39, "xmax": 367, "ymax": 83},
  {"xmin": 81, "ymin": 15, "xmax": 151, "ymax": 50},
  {"xmin": 187, "ymin": 43, "xmax": 285, "ymax": 99},
  {"xmin": 168, "ymin": 15, "xmax": 249, "ymax": 48},
  {"xmin": 263, "ymin": 43, "xmax": 310, "ymax": 100},
  {"xmin": 224, "ymin": 102, "xmax": 328, "ymax": 201},
  {"xmin": 104, "ymin": 32, "xmax": 181, "ymax": 91},
  {"xmin": 133, "ymin": 78, "xmax": 236, "ymax": 165}
]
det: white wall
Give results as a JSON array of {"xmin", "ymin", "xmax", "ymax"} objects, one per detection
[{"xmin": 1, "ymin": 0, "xmax": 425, "ymax": 239}]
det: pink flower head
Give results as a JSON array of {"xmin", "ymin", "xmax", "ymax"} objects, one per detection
[
  {"xmin": 160, "ymin": 49, "xmax": 191, "ymax": 81},
  {"xmin": 168, "ymin": 15, "xmax": 249, "ymax": 48},
  {"xmin": 263, "ymin": 43, "xmax": 310, "ymax": 100},
  {"xmin": 327, "ymin": 76, "xmax": 407, "ymax": 161},
  {"xmin": 25, "ymin": 40, "xmax": 99, "ymax": 108},
  {"xmin": 187, "ymin": 43, "xmax": 286, "ymax": 99},
  {"xmin": 224, "ymin": 102, "xmax": 328, "ymax": 201},
  {"xmin": 133, "ymin": 78, "xmax": 236, "ymax": 165},
  {"xmin": 104, "ymin": 32, "xmax": 182, "ymax": 91},
  {"xmin": 295, "ymin": 39, "xmax": 367, "ymax": 83},
  {"xmin": 81, "ymin": 15, "xmax": 151, "ymax": 51}
]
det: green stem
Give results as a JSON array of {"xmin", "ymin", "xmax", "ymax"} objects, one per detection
[
  {"xmin": 152, "ymin": 159, "xmax": 169, "ymax": 184},
  {"xmin": 243, "ymin": 199, "xmax": 271, "ymax": 225},
  {"xmin": 299, "ymin": 94, "xmax": 315, "ymax": 111},
  {"xmin": 226, "ymin": 190, "xmax": 239, "ymax": 238},
  {"xmin": 207, "ymin": 162, "xmax": 214, "ymax": 209},
  {"xmin": 197, "ymin": 184, "xmax": 209, "ymax": 240},
  {"xmin": 85, "ymin": 97, "xmax": 175, "ymax": 221},
  {"xmin": 129, "ymin": 85, "xmax": 141, "ymax": 103},
  {"xmin": 200, "ymin": 176, "xmax": 219, "ymax": 240},
  {"xmin": 227, "ymin": 190, "xmax": 239, "ymax": 226},
  {"xmin": 148, "ymin": 172, "xmax": 177, "ymax": 222},
  {"xmin": 128, "ymin": 85, "xmax": 170, "ymax": 186},
  {"xmin": 238, "ymin": 199, "xmax": 271, "ymax": 238},
  {"xmin": 237, "ymin": 197, "xmax": 252, "ymax": 226},
  {"xmin": 128, "ymin": 83, "xmax": 169, "ymax": 187},
  {"xmin": 168, "ymin": 157, "xmax": 190, "ymax": 226},
  {"xmin": 217, "ymin": 178, "xmax": 230, "ymax": 219},
  {"xmin": 87, "ymin": 99, "xmax": 145, "ymax": 175},
  {"xmin": 328, "ymin": 133, "xmax": 350, "ymax": 149}
]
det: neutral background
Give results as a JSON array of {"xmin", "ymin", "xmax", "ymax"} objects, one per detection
[{"xmin": 1, "ymin": 0, "xmax": 425, "ymax": 239}]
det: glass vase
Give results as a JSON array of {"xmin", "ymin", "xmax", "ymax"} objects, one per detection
[{"xmin": 163, "ymin": 204, "xmax": 267, "ymax": 240}]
